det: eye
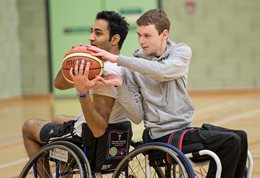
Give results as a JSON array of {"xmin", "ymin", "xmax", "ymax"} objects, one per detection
[
  {"xmin": 144, "ymin": 34, "xmax": 151, "ymax": 38},
  {"xmin": 96, "ymin": 32, "xmax": 102, "ymax": 36}
]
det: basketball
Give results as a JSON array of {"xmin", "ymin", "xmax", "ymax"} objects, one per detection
[{"xmin": 61, "ymin": 44, "xmax": 104, "ymax": 83}]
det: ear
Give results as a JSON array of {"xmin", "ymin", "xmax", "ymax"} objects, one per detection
[
  {"xmin": 161, "ymin": 29, "xmax": 169, "ymax": 40},
  {"xmin": 111, "ymin": 34, "xmax": 121, "ymax": 46}
]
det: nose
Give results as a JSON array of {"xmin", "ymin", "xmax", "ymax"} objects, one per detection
[
  {"xmin": 89, "ymin": 32, "xmax": 95, "ymax": 42},
  {"xmin": 138, "ymin": 36, "xmax": 144, "ymax": 45}
]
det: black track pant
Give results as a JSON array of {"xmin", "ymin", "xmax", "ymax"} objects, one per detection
[
  {"xmin": 146, "ymin": 124, "xmax": 248, "ymax": 178},
  {"xmin": 183, "ymin": 124, "xmax": 248, "ymax": 178}
]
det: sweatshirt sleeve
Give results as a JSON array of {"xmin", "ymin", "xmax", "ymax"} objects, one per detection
[
  {"xmin": 117, "ymin": 43, "xmax": 192, "ymax": 82},
  {"xmin": 116, "ymin": 68, "xmax": 144, "ymax": 124}
]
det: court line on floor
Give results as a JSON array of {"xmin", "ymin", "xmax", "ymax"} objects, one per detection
[
  {"xmin": 0, "ymin": 134, "xmax": 21, "ymax": 144},
  {"xmin": 212, "ymin": 108, "xmax": 260, "ymax": 126},
  {"xmin": 0, "ymin": 158, "xmax": 28, "ymax": 170},
  {"xmin": 1, "ymin": 104, "xmax": 259, "ymax": 171},
  {"xmin": 0, "ymin": 139, "xmax": 23, "ymax": 150},
  {"xmin": 194, "ymin": 101, "xmax": 236, "ymax": 118}
]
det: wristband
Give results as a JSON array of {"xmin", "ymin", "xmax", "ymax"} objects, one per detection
[{"xmin": 77, "ymin": 91, "xmax": 90, "ymax": 98}]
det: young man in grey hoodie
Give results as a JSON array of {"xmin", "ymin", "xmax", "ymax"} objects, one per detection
[{"xmin": 88, "ymin": 9, "xmax": 248, "ymax": 178}]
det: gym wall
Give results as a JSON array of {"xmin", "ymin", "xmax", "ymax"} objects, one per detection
[
  {"xmin": 48, "ymin": 0, "xmax": 158, "ymax": 97},
  {"xmin": 163, "ymin": 0, "xmax": 260, "ymax": 89},
  {"xmin": 0, "ymin": 0, "xmax": 49, "ymax": 99},
  {"xmin": 0, "ymin": 0, "xmax": 259, "ymax": 100}
]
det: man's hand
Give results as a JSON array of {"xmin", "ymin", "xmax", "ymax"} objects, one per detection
[
  {"xmin": 70, "ymin": 59, "xmax": 101, "ymax": 94},
  {"xmin": 95, "ymin": 73, "xmax": 123, "ymax": 87},
  {"xmin": 86, "ymin": 45, "xmax": 119, "ymax": 63}
]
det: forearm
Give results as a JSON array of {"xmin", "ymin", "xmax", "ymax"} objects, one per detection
[
  {"xmin": 116, "ymin": 84, "xmax": 143, "ymax": 124},
  {"xmin": 117, "ymin": 56, "xmax": 189, "ymax": 81},
  {"xmin": 54, "ymin": 70, "xmax": 74, "ymax": 90},
  {"xmin": 78, "ymin": 96, "xmax": 109, "ymax": 137},
  {"xmin": 117, "ymin": 44, "xmax": 192, "ymax": 81}
]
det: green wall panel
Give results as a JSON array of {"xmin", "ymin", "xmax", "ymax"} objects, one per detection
[{"xmin": 49, "ymin": 0, "xmax": 158, "ymax": 97}]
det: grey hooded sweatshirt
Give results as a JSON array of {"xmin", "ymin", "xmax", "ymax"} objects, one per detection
[{"xmin": 116, "ymin": 40, "xmax": 194, "ymax": 139}]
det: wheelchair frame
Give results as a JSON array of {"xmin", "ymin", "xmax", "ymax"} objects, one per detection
[
  {"xmin": 19, "ymin": 138, "xmax": 253, "ymax": 178},
  {"xmin": 19, "ymin": 140, "xmax": 195, "ymax": 178}
]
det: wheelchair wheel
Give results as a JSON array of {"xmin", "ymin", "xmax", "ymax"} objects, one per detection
[
  {"xmin": 112, "ymin": 142, "xmax": 195, "ymax": 178},
  {"xmin": 48, "ymin": 141, "xmax": 92, "ymax": 177},
  {"xmin": 188, "ymin": 159, "xmax": 211, "ymax": 178},
  {"xmin": 19, "ymin": 143, "xmax": 89, "ymax": 178}
]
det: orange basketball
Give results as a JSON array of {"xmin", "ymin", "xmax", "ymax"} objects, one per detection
[{"xmin": 61, "ymin": 44, "xmax": 104, "ymax": 83}]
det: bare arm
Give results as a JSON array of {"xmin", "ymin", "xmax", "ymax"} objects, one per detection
[
  {"xmin": 70, "ymin": 60, "xmax": 111, "ymax": 137},
  {"xmin": 79, "ymin": 94, "xmax": 114, "ymax": 137}
]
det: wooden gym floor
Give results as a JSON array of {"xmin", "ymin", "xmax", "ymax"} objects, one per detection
[{"xmin": 0, "ymin": 89, "xmax": 259, "ymax": 177}]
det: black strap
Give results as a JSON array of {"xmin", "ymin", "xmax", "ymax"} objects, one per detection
[{"xmin": 167, "ymin": 128, "xmax": 194, "ymax": 151}]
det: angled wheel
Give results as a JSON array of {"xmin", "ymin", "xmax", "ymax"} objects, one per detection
[
  {"xmin": 49, "ymin": 141, "xmax": 92, "ymax": 177},
  {"xmin": 19, "ymin": 141, "xmax": 90, "ymax": 178},
  {"xmin": 112, "ymin": 142, "xmax": 195, "ymax": 178}
]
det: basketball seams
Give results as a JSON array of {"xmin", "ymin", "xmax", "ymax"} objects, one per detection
[
  {"xmin": 62, "ymin": 52, "xmax": 104, "ymax": 68},
  {"xmin": 62, "ymin": 67, "xmax": 104, "ymax": 71},
  {"xmin": 62, "ymin": 57, "xmax": 102, "ymax": 70},
  {"xmin": 61, "ymin": 50, "xmax": 104, "ymax": 83},
  {"xmin": 61, "ymin": 70, "xmax": 74, "ymax": 84}
]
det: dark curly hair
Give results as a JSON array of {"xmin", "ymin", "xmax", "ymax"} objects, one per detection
[{"xmin": 96, "ymin": 11, "xmax": 129, "ymax": 49}]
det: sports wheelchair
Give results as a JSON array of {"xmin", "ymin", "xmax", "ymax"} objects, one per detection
[{"xmin": 19, "ymin": 122, "xmax": 253, "ymax": 178}]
